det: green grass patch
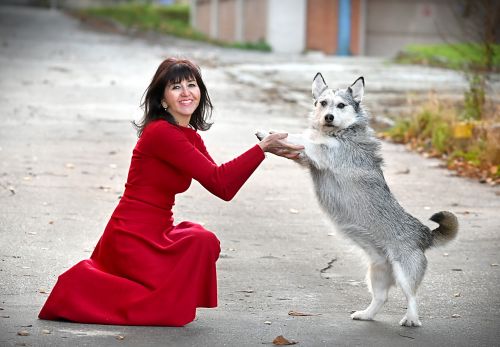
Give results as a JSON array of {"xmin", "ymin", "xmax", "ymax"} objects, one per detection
[
  {"xmin": 395, "ymin": 43, "xmax": 500, "ymax": 72},
  {"xmin": 77, "ymin": 3, "xmax": 271, "ymax": 51}
]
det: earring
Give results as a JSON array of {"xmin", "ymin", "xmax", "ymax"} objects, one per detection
[{"xmin": 161, "ymin": 101, "xmax": 168, "ymax": 111}]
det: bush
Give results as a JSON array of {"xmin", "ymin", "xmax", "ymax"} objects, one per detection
[{"xmin": 382, "ymin": 100, "xmax": 499, "ymax": 184}]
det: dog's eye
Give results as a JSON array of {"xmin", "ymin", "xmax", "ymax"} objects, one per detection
[
  {"xmin": 337, "ymin": 103, "xmax": 346, "ymax": 109},
  {"xmin": 320, "ymin": 100, "xmax": 328, "ymax": 107}
]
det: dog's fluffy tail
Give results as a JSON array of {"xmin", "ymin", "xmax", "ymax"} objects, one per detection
[{"xmin": 430, "ymin": 211, "xmax": 458, "ymax": 246}]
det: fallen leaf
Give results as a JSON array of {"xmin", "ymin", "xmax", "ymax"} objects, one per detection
[
  {"xmin": 17, "ymin": 330, "xmax": 29, "ymax": 336},
  {"xmin": 288, "ymin": 310, "xmax": 320, "ymax": 316},
  {"xmin": 41, "ymin": 329, "xmax": 51, "ymax": 334},
  {"xmin": 289, "ymin": 208, "xmax": 299, "ymax": 214},
  {"xmin": 454, "ymin": 292, "xmax": 461, "ymax": 297},
  {"xmin": 264, "ymin": 321, "xmax": 272, "ymax": 325},
  {"xmin": 115, "ymin": 335, "xmax": 125, "ymax": 340},
  {"xmin": 237, "ymin": 289, "xmax": 254, "ymax": 293},
  {"xmin": 39, "ymin": 289, "xmax": 49, "ymax": 294},
  {"xmin": 451, "ymin": 268, "xmax": 463, "ymax": 272},
  {"xmin": 1, "ymin": 315, "xmax": 10, "ymax": 318},
  {"xmin": 451, "ymin": 314, "xmax": 461, "ymax": 318},
  {"xmin": 491, "ymin": 263, "xmax": 499, "ymax": 267},
  {"xmin": 395, "ymin": 168, "xmax": 410, "ymax": 175},
  {"xmin": 65, "ymin": 163, "xmax": 75, "ymax": 169},
  {"xmin": 273, "ymin": 335, "xmax": 298, "ymax": 345}
]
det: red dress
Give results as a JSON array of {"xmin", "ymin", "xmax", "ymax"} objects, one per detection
[{"xmin": 38, "ymin": 120, "xmax": 265, "ymax": 326}]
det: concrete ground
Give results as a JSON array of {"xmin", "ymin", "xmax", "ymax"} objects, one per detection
[{"xmin": 0, "ymin": 5, "xmax": 499, "ymax": 347}]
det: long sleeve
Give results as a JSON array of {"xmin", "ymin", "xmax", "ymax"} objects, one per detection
[{"xmin": 141, "ymin": 121, "xmax": 265, "ymax": 201}]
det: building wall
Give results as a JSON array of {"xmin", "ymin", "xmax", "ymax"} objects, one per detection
[
  {"xmin": 243, "ymin": 0, "xmax": 267, "ymax": 43},
  {"xmin": 218, "ymin": 0, "xmax": 236, "ymax": 41},
  {"xmin": 267, "ymin": 0, "xmax": 307, "ymax": 53},
  {"xmin": 349, "ymin": 0, "xmax": 362, "ymax": 55},
  {"xmin": 195, "ymin": 0, "xmax": 212, "ymax": 37},
  {"xmin": 365, "ymin": 0, "xmax": 474, "ymax": 56},
  {"xmin": 306, "ymin": 0, "xmax": 338, "ymax": 54}
]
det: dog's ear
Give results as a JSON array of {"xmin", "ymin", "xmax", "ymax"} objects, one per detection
[
  {"xmin": 348, "ymin": 77, "xmax": 364, "ymax": 103},
  {"xmin": 312, "ymin": 73, "xmax": 328, "ymax": 100}
]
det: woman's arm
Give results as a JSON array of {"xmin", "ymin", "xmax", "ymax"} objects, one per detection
[{"xmin": 143, "ymin": 122, "xmax": 265, "ymax": 201}]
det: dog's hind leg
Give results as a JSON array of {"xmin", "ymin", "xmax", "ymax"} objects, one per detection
[
  {"xmin": 351, "ymin": 260, "xmax": 393, "ymax": 321},
  {"xmin": 391, "ymin": 253, "xmax": 427, "ymax": 327}
]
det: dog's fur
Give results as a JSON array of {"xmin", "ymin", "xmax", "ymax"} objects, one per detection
[{"xmin": 257, "ymin": 73, "xmax": 458, "ymax": 327}]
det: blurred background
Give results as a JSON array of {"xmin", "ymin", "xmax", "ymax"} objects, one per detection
[{"xmin": 0, "ymin": 0, "xmax": 498, "ymax": 183}]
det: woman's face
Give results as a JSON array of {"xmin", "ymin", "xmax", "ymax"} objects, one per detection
[{"xmin": 162, "ymin": 77, "xmax": 201, "ymax": 126}]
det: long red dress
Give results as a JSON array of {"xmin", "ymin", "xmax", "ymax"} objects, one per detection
[{"xmin": 38, "ymin": 120, "xmax": 265, "ymax": 326}]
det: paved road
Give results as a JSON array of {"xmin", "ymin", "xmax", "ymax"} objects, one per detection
[{"xmin": 0, "ymin": 5, "xmax": 499, "ymax": 347}]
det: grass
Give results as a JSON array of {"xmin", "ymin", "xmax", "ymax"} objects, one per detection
[
  {"xmin": 77, "ymin": 2, "xmax": 271, "ymax": 51},
  {"xmin": 395, "ymin": 43, "xmax": 500, "ymax": 72},
  {"xmin": 382, "ymin": 99, "xmax": 500, "ymax": 183}
]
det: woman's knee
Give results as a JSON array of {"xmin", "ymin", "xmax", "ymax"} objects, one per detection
[{"xmin": 192, "ymin": 230, "xmax": 220, "ymax": 257}]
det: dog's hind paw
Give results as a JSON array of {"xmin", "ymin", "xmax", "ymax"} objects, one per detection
[
  {"xmin": 351, "ymin": 310, "xmax": 375, "ymax": 321},
  {"xmin": 399, "ymin": 315, "xmax": 422, "ymax": 327}
]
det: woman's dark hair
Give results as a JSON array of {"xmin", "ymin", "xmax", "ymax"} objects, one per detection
[{"xmin": 134, "ymin": 57, "xmax": 213, "ymax": 136}]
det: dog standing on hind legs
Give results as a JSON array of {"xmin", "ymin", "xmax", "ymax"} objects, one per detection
[{"xmin": 256, "ymin": 73, "xmax": 458, "ymax": 327}]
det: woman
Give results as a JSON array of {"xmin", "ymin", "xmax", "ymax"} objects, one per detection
[{"xmin": 38, "ymin": 57, "xmax": 303, "ymax": 326}]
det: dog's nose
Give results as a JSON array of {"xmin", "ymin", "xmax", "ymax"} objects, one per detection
[{"xmin": 324, "ymin": 114, "xmax": 334, "ymax": 123}]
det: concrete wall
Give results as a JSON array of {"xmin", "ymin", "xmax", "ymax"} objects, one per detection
[{"xmin": 267, "ymin": 0, "xmax": 306, "ymax": 53}]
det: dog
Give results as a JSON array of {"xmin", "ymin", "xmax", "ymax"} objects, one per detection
[{"xmin": 256, "ymin": 73, "xmax": 458, "ymax": 327}]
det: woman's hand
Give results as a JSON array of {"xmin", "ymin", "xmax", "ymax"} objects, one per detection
[{"xmin": 258, "ymin": 132, "xmax": 304, "ymax": 159}]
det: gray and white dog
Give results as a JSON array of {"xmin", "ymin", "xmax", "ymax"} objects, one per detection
[{"xmin": 257, "ymin": 73, "xmax": 458, "ymax": 327}]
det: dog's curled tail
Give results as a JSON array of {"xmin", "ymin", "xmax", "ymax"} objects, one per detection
[{"xmin": 430, "ymin": 211, "xmax": 458, "ymax": 246}]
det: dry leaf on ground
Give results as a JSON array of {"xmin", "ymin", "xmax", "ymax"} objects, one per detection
[
  {"xmin": 288, "ymin": 310, "xmax": 320, "ymax": 316},
  {"xmin": 273, "ymin": 335, "xmax": 298, "ymax": 345}
]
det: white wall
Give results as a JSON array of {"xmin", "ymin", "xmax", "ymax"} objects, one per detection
[{"xmin": 266, "ymin": 0, "xmax": 306, "ymax": 53}]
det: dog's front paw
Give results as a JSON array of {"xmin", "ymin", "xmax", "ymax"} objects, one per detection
[
  {"xmin": 255, "ymin": 130, "xmax": 267, "ymax": 141},
  {"xmin": 399, "ymin": 315, "xmax": 422, "ymax": 327},
  {"xmin": 351, "ymin": 310, "xmax": 375, "ymax": 321}
]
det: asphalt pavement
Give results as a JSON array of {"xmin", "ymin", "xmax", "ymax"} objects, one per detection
[{"xmin": 0, "ymin": 5, "xmax": 499, "ymax": 347}]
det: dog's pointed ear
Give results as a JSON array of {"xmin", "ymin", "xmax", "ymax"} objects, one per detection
[
  {"xmin": 312, "ymin": 73, "xmax": 328, "ymax": 100},
  {"xmin": 348, "ymin": 77, "xmax": 364, "ymax": 103}
]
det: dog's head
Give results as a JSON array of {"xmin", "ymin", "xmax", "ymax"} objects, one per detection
[{"xmin": 310, "ymin": 73, "xmax": 367, "ymax": 135}]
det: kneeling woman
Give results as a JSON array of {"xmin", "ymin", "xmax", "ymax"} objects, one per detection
[{"xmin": 38, "ymin": 57, "xmax": 302, "ymax": 326}]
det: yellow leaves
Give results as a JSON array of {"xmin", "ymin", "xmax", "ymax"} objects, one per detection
[{"xmin": 453, "ymin": 121, "xmax": 475, "ymax": 139}]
